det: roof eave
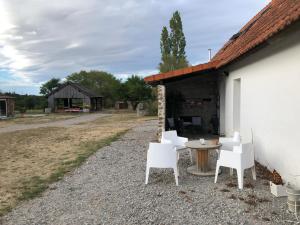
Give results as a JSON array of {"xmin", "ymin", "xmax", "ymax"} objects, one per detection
[{"xmin": 144, "ymin": 61, "xmax": 219, "ymax": 84}]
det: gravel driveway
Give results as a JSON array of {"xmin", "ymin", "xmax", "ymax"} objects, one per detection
[
  {"xmin": 0, "ymin": 113, "xmax": 109, "ymax": 134},
  {"xmin": 1, "ymin": 120, "xmax": 297, "ymax": 225}
]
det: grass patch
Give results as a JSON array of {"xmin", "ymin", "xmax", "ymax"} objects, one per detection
[
  {"xmin": 0, "ymin": 113, "xmax": 150, "ymax": 217},
  {"xmin": 18, "ymin": 176, "xmax": 48, "ymax": 201},
  {"xmin": 16, "ymin": 130, "xmax": 127, "ymax": 203},
  {"xmin": 0, "ymin": 205, "xmax": 13, "ymax": 217}
]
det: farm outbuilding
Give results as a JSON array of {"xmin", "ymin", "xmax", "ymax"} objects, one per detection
[
  {"xmin": 145, "ymin": 0, "xmax": 300, "ymax": 186},
  {"xmin": 47, "ymin": 82, "xmax": 103, "ymax": 112},
  {"xmin": 0, "ymin": 96, "xmax": 15, "ymax": 118}
]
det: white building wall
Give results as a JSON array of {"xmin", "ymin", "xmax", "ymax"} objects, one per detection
[{"xmin": 224, "ymin": 23, "xmax": 300, "ymax": 186}]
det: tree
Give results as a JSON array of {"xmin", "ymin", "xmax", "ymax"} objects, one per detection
[
  {"xmin": 159, "ymin": 27, "xmax": 173, "ymax": 73},
  {"xmin": 123, "ymin": 75, "xmax": 153, "ymax": 110},
  {"xmin": 159, "ymin": 11, "xmax": 189, "ymax": 73},
  {"xmin": 40, "ymin": 78, "xmax": 61, "ymax": 96},
  {"xmin": 67, "ymin": 70, "xmax": 122, "ymax": 107}
]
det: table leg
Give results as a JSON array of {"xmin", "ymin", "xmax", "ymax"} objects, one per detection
[{"xmin": 197, "ymin": 149, "xmax": 209, "ymax": 172}]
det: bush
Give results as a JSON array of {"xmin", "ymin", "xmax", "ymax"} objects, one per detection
[
  {"xmin": 19, "ymin": 107, "xmax": 27, "ymax": 114},
  {"xmin": 145, "ymin": 100, "xmax": 158, "ymax": 116}
]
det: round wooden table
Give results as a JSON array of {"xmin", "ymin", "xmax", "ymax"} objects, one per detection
[{"xmin": 185, "ymin": 140, "xmax": 221, "ymax": 176}]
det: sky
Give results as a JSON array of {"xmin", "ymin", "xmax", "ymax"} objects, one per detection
[{"xmin": 0, "ymin": 0, "xmax": 270, "ymax": 95}]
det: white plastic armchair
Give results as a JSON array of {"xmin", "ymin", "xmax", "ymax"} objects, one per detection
[
  {"xmin": 145, "ymin": 143, "xmax": 179, "ymax": 186},
  {"xmin": 218, "ymin": 131, "xmax": 241, "ymax": 151},
  {"xmin": 161, "ymin": 130, "xmax": 191, "ymax": 162},
  {"xmin": 214, "ymin": 143, "xmax": 256, "ymax": 189}
]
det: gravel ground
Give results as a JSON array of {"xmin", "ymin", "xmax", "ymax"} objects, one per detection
[
  {"xmin": 0, "ymin": 113, "xmax": 110, "ymax": 133},
  {"xmin": 1, "ymin": 120, "xmax": 298, "ymax": 225}
]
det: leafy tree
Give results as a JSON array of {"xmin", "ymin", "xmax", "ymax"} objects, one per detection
[
  {"xmin": 25, "ymin": 96, "xmax": 36, "ymax": 109},
  {"xmin": 40, "ymin": 78, "xmax": 61, "ymax": 96},
  {"xmin": 159, "ymin": 27, "xmax": 173, "ymax": 73},
  {"xmin": 123, "ymin": 75, "xmax": 153, "ymax": 110},
  {"xmin": 67, "ymin": 70, "xmax": 122, "ymax": 107},
  {"xmin": 159, "ymin": 11, "xmax": 189, "ymax": 73}
]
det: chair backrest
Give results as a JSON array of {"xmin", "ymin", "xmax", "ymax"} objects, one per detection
[
  {"xmin": 162, "ymin": 130, "xmax": 178, "ymax": 142},
  {"xmin": 192, "ymin": 117, "xmax": 201, "ymax": 126},
  {"xmin": 233, "ymin": 131, "xmax": 241, "ymax": 142},
  {"xmin": 147, "ymin": 143, "xmax": 177, "ymax": 168},
  {"xmin": 167, "ymin": 118, "xmax": 175, "ymax": 128}
]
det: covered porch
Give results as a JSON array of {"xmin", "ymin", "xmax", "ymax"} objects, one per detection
[
  {"xmin": 145, "ymin": 62, "xmax": 226, "ymax": 140},
  {"xmin": 164, "ymin": 72, "xmax": 221, "ymax": 138}
]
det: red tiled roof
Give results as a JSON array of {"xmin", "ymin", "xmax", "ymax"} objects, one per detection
[
  {"xmin": 212, "ymin": 0, "xmax": 300, "ymax": 67},
  {"xmin": 145, "ymin": 0, "xmax": 300, "ymax": 83},
  {"xmin": 144, "ymin": 61, "xmax": 218, "ymax": 83}
]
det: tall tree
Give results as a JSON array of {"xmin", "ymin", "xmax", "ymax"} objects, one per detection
[
  {"xmin": 40, "ymin": 78, "xmax": 61, "ymax": 96},
  {"xmin": 159, "ymin": 27, "xmax": 173, "ymax": 73},
  {"xmin": 159, "ymin": 11, "xmax": 189, "ymax": 73}
]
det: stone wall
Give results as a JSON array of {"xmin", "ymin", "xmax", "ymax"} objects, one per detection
[{"xmin": 157, "ymin": 85, "xmax": 166, "ymax": 141}]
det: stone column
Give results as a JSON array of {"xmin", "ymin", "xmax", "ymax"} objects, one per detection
[{"xmin": 157, "ymin": 85, "xmax": 166, "ymax": 141}]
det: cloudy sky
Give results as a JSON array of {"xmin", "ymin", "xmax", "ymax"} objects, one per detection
[{"xmin": 0, "ymin": 0, "xmax": 269, "ymax": 95}]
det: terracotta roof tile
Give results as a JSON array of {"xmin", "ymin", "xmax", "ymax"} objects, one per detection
[
  {"xmin": 213, "ymin": 0, "xmax": 300, "ymax": 68},
  {"xmin": 144, "ymin": 0, "xmax": 300, "ymax": 83},
  {"xmin": 144, "ymin": 61, "xmax": 218, "ymax": 83}
]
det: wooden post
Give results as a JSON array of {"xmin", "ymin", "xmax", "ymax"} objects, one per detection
[{"xmin": 197, "ymin": 149, "xmax": 209, "ymax": 172}]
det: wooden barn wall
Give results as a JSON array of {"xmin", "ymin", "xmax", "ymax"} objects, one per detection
[
  {"xmin": 7, "ymin": 99, "xmax": 15, "ymax": 116},
  {"xmin": 0, "ymin": 98, "xmax": 15, "ymax": 117},
  {"xmin": 47, "ymin": 85, "xmax": 91, "ymax": 110}
]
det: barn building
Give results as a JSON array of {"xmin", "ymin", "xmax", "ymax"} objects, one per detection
[
  {"xmin": 0, "ymin": 96, "xmax": 15, "ymax": 118},
  {"xmin": 47, "ymin": 82, "xmax": 103, "ymax": 112}
]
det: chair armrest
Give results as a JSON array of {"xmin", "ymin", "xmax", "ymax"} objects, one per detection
[
  {"xmin": 220, "ymin": 141, "xmax": 240, "ymax": 151},
  {"xmin": 161, "ymin": 138, "xmax": 172, "ymax": 144},
  {"xmin": 219, "ymin": 137, "xmax": 234, "ymax": 143},
  {"xmin": 176, "ymin": 137, "xmax": 188, "ymax": 147},
  {"xmin": 218, "ymin": 149, "xmax": 241, "ymax": 166},
  {"xmin": 178, "ymin": 136, "xmax": 188, "ymax": 144},
  {"xmin": 233, "ymin": 145, "xmax": 242, "ymax": 153}
]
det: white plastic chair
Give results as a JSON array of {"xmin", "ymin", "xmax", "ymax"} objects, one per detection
[
  {"xmin": 161, "ymin": 130, "xmax": 192, "ymax": 162},
  {"xmin": 145, "ymin": 143, "xmax": 179, "ymax": 186},
  {"xmin": 214, "ymin": 143, "xmax": 256, "ymax": 189},
  {"xmin": 218, "ymin": 131, "xmax": 241, "ymax": 151}
]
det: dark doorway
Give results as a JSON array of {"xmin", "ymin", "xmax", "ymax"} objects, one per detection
[
  {"xmin": 165, "ymin": 74, "xmax": 220, "ymax": 137},
  {"xmin": 0, "ymin": 100, "xmax": 7, "ymax": 117}
]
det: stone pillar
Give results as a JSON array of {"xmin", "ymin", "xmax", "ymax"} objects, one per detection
[{"xmin": 157, "ymin": 85, "xmax": 166, "ymax": 141}]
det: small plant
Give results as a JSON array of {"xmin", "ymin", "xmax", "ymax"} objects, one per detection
[
  {"xmin": 269, "ymin": 169, "xmax": 286, "ymax": 197},
  {"xmin": 19, "ymin": 107, "xmax": 27, "ymax": 117},
  {"xmin": 271, "ymin": 170, "xmax": 283, "ymax": 185},
  {"xmin": 19, "ymin": 107, "xmax": 27, "ymax": 114}
]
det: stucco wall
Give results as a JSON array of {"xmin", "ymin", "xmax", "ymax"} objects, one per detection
[{"xmin": 223, "ymin": 23, "xmax": 300, "ymax": 185}]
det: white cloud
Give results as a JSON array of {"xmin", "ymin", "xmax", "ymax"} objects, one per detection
[
  {"xmin": 65, "ymin": 42, "xmax": 81, "ymax": 49},
  {"xmin": 0, "ymin": 0, "xmax": 269, "ymax": 94}
]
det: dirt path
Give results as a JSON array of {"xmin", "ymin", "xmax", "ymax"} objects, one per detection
[{"xmin": 0, "ymin": 113, "xmax": 110, "ymax": 134}]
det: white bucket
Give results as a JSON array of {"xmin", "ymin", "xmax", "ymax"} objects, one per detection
[{"xmin": 286, "ymin": 184, "xmax": 300, "ymax": 213}]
